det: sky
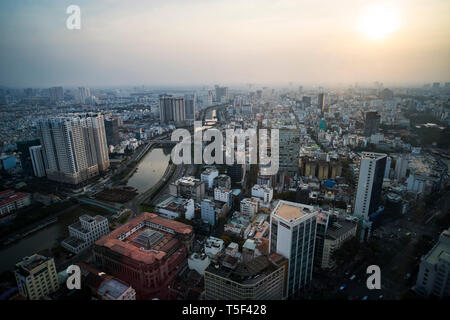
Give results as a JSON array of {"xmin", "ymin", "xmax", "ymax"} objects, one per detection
[{"xmin": 0, "ymin": 0, "xmax": 449, "ymax": 88}]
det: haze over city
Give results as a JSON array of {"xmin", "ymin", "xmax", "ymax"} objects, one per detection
[{"xmin": 1, "ymin": 0, "xmax": 449, "ymax": 87}]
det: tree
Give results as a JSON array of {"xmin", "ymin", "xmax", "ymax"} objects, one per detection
[{"xmin": 331, "ymin": 238, "xmax": 360, "ymax": 266}]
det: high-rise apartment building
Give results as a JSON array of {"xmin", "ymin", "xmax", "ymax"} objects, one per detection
[
  {"xmin": 269, "ymin": 200, "xmax": 318, "ymax": 297},
  {"xmin": 318, "ymin": 93, "xmax": 325, "ymax": 115},
  {"xmin": 49, "ymin": 86, "xmax": 64, "ymax": 102},
  {"xmin": 214, "ymin": 85, "xmax": 229, "ymax": 102},
  {"xmin": 38, "ymin": 114, "xmax": 110, "ymax": 186},
  {"xmin": 159, "ymin": 95, "xmax": 186, "ymax": 124},
  {"xmin": 104, "ymin": 118, "xmax": 120, "ymax": 146},
  {"xmin": 29, "ymin": 145, "xmax": 46, "ymax": 177},
  {"xmin": 364, "ymin": 111, "xmax": 381, "ymax": 137},
  {"xmin": 17, "ymin": 139, "xmax": 41, "ymax": 176},
  {"xmin": 75, "ymin": 87, "xmax": 91, "ymax": 104},
  {"xmin": 279, "ymin": 128, "xmax": 301, "ymax": 175},
  {"xmin": 15, "ymin": 254, "xmax": 59, "ymax": 300},
  {"xmin": 394, "ymin": 155, "xmax": 408, "ymax": 180},
  {"xmin": 302, "ymin": 96, "xmax": 311, "ymax": 107},
  {"xmin": 384, "ymin": 156, "xmax": 392, "ymax": 179},
  {"xmin": 184, "ymin": 94, "xmax": 196, "ymax": 121}
]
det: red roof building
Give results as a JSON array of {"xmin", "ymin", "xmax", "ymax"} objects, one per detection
[{"xmin": 93, "ymin": 212, "xmax": 194, "ymax": 299}]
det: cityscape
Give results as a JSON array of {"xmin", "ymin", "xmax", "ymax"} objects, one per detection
[{"xmin": 0, "ymin": 0, "xmax": 449, "ymax": 308}]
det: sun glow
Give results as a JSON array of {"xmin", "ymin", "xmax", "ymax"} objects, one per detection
[{"xmin": 358, "ymin": 3, "xmax": 400, "ymax": 40}]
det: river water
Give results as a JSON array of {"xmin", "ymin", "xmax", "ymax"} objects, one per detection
[
  {"xmin": 0, "ymin": 208, "xmax": 83, "ymax": 273},
  {"xmin": 0, "ymin": 148, "xmax": 170, "ymax": 273},
  {"xmin": 126, "ymin": 147, "xmax": 171, "ymax": 193}
]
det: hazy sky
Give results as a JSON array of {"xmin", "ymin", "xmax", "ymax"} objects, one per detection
[{"xmin": 0, "ymin": 0, "xmax": 449, "ymax": 87}]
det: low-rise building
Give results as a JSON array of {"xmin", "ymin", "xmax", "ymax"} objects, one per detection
[
  {"xmin": 224, "ymin": 211, "xmax": 251, "ymax": 236},
  {"xmin": 188, "ymin": 252, "xmax": 210, "ymax": 276},
  {"xmin": 240, "ymin": 198, "xmax": 259, "ymax": 217},
  {"xmin": 201, "ymin": 199, "xmax": 227, "ymax": 226},
  {"xmin": 201, "ymin": 168, "xmax": 219, "ymax": 189},
  {"xmin": 251, "ymin": 184, "xmax": 273, "ymax": 203},
  {"xmin": 0, "ymin": 190, "xmax": 31, "ymax": 216},
  {"xmin": 204, "ymin": 236, "xmax": 225, "ymax": 257},
  {"xmin": 214, "ymin": 174, "xmax": 232, "ymax": 190},
  {"xmin": 61, "ymin": 215, "xmax": 110, "ymax": 254},
  {"xmin": 214, "ymin": 187, "xmax": 232, "ymax": 209},
  {"xmin": 77, "ymin": 263, "xmax": 136, "ymax": 300},
  {"xmin": 14, "ymin": 254, "xmax": 59, "ymax": 300},
  {"xmin": 169, "ymin": 176, "xmax": 205, "ymax": 202},
  {"xmin": 155, "ymin": 195, "xmax": 195, "ymax": 220}
]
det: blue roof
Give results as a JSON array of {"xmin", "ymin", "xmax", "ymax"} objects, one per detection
[
  {"xmin": 232, "ymin": 189, "xmax": 242, "ymax": 196},
  {"xmin": 323, "ymin": 180, "xmax": 336, "ymax": 188},
  {"xmin": 97, "ymin": 279, "xmax": 129, "ymax": 298}
]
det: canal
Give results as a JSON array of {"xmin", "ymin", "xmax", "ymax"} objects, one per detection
[
  {"xmin": 0, "ymin": 147, "xmax": 171, "ymax": 274},
  {"xmin": 126, "ymin": 147, "xmax": 171, "ymax": 193},
  {"xmin": 0, "ymin": 206, "xmax": 86, "ymax": 273}
]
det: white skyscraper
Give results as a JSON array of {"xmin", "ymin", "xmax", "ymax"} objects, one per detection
[
  {"xmin": 29, "ymin": 145, "xmax": 46, "ymax": 177},
  {"xmin": 354, "ymin": 152, "xmax": 387, "ymax": 240},
  {"xmin": 38, "ymin": 114, "xmax": 109, "ymax": 186},
  {"xmin": 269, "ymin": 200, "xmax": 318, "ymax": 297}
]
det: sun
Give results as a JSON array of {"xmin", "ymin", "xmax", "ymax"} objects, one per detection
[{"xmin": 358, "ymin": 3, "xmax": 400, "ymax": 40}]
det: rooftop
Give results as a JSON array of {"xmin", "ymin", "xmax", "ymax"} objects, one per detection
[
  {"xmin": 156, "ymin": 195, "xmax": 191, "ymax": 212},
  {"xmin": 424, "ymin": 229, "xmax": 450, "ymax": 265},
  {"xmin": 326, "ymin": 219, "xmax": 357, "ymax": 240},
  {"xmin": 16, "ymin": 254, "xmax": 50, "ymax": 272},
  {"xmin": 360, "ymin": 152, "xmax": 387, "ymax": 161},
  {"xmin": 243, "ymin": 239, "xmax": 256, "ymax": 251},
  {"xmin": 206, "ymin": 255, "xmax": 283, "ymax": 285},
  {"xmin": 273, "ymin": 200, "xmax": 317, "ymax": 222},
  {"xmin": 175, "ymin": 176, "xmax": 202, "ymax": 186},
  {"xmin": 0, "ymin": 190, "xmax": 29, "ymax": 207},
  {"xmin": 95, "ymin": 212, "xmax": 192, "ymax": 264},
  {"xmin": 98, "ymin": 278, "xmax": 131, "ymax": 299},
  {"xmin": 201, "ymin": 168, "xmax": 218, "ymax": 175}
]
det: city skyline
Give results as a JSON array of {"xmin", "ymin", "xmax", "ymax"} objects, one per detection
[
  {"xmin": 0, "ymin": 0, "xmax": 449, "ymax": 87},
  {"xmin": 0, "ymin": 0, "xmax": 449, "ymax": 306}
]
